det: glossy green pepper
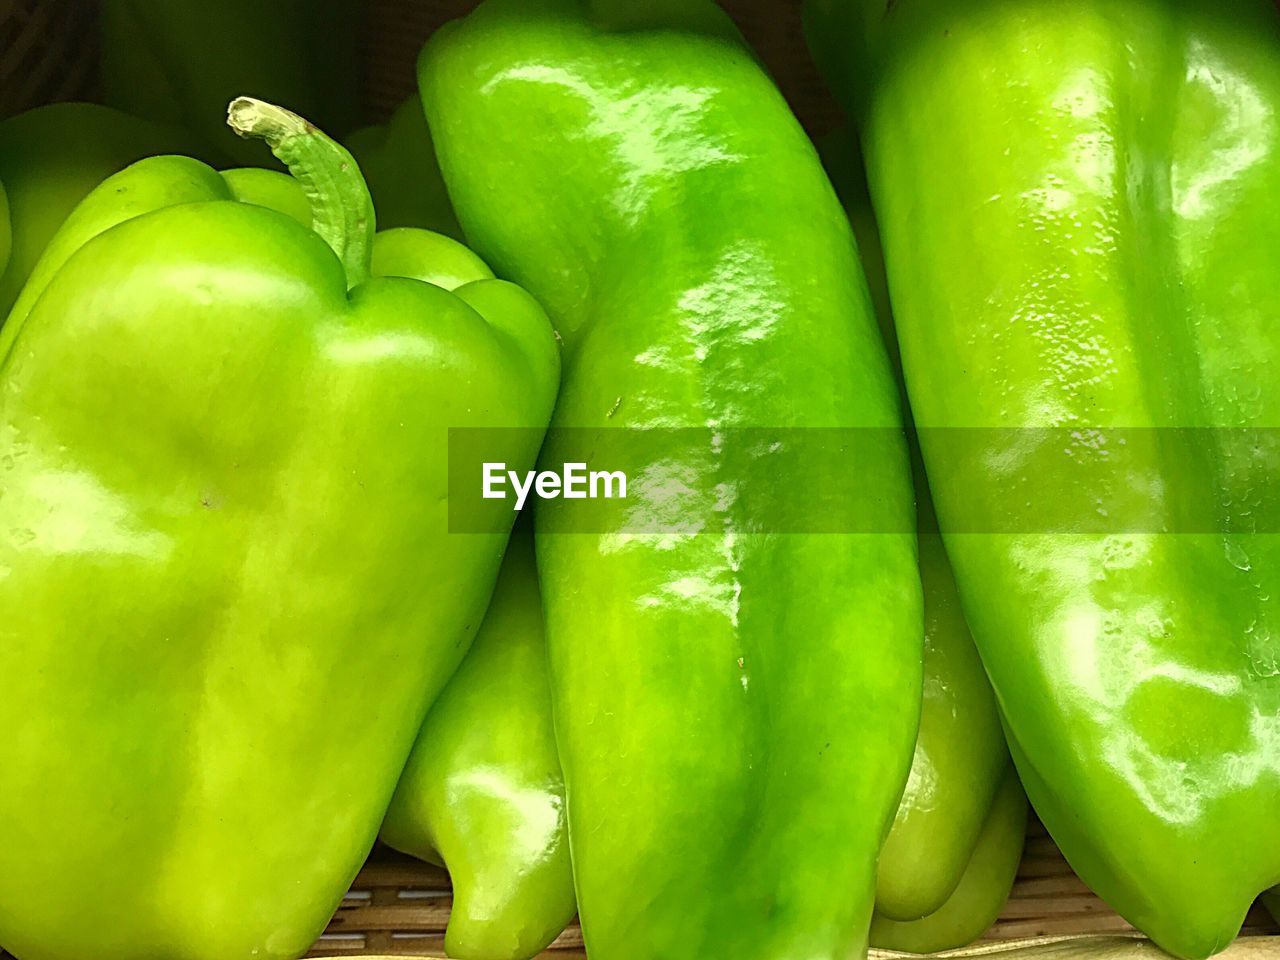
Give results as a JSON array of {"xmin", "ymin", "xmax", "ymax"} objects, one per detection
[
  {"xmin": 100, "ymin": 0, "xmax": 361, "ymax": 163},
  {"xmin": 382, "ymin": 526, "xmax": 576, "ymax": 960},
  {"xmin": 820, "ymin": 129, "xmax": 1026, "ymax": 944},
  {"xmin": 347, "ymin": 99, "xmax": 463, "ymax": 239},
  {"xmin": 871, "ymin": 769, "xmax": 1027, "ymax": 953},
  {"xmin": 875, "ymin": 509, "xmax": 1026, "ymax": 933},
  {"xmin": 0, "ymin": 102, "xmax": 199, "ymax": 316},
  {"xmin": 421, "ymin": 3, "xmax": 922, "ymax": 958},
  {"xmin": 0, "ymin": 98, "xmax": 559, "ymax": 960},
  {"xmin": 811, "ymin": 1, "xmax": 1280, "ymax": 956}
]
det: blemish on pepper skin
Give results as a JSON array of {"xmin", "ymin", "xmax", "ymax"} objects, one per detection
[{"xmin": 607, "ymin": 396, "xmax": 622, "ymax": 417}]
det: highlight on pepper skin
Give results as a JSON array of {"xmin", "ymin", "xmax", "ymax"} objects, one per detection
[{"xmin": 0, "ymin": 2, "xmax": 1277, "ymax": 960}]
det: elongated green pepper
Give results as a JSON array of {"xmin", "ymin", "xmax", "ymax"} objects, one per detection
[
  {"xmin": 0, "ymin": 99, "xmax": 559, "ymax": 960},
  {"xmin": 821, "ymin": 129, "xmax": 1026, "ymax": 939},
  {"xmin": 875, "ymin": 514, "xmax": 1025, "ymax": 930},
  {"xmin": 347, "ymin": 100, "xmax": 463, "ymax": 239},
  {"xmin": 0, "ymin": 102, "xmax": 199, "ymax": 316},
  {"xmin": 813, "ymin": 1, "xmax": 1280, "ymax": 956},
  {"xmin": 871, "ymin": 770, "xmax": 1027, "ymax": 954},
  {"xmin": 382, "ymin": 526, "xmax": 576, "ymax": 960},
  {"xmin": 421, "ymin": 3, "xmax": 922, "ymax": 958},
  {"xmin": 100, "ymin": 0, "xmax": 361, "ymax": 163}
]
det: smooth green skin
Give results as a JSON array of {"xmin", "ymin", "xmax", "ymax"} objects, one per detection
[
  {"xmin": 382, "ymin": 527, "xmax": 576, "ymax": 960},
  {"xmin": 421, "ymin": 3, "xmax": 922, "ymax": 958},
  {"xmin": 371, "ymin": 227, "xmax": 490, "ymax": 289},
  {"xmin": 375, "ymin": 225, "xmax": 571, "ymax": 960},
  {"xmin": 871, "ymin": 769, "xmax": 1028, "ymax": 953},
  {"xmin": 821, "ymin": 128, "xmax": 1023, "ymax": 925},
  {"xmin": 347, "ymin": 99, "xmax": 464, "ymax": 239},
  {"xmin": 815, "ymin": 1, "xmax": 1280, "ymax": 956},
  {"xmin": 100, "ymin": 0, "xmax": 361, "ymax": 163},
  {"xmin": 877, "ymin": 525, "xmax": 1016, "ymax": 923},
  {"xmin": 0, "ymin": 114, "xmax": 560, "ymax": 960},
  {"xmin": 221, "ymin": 167, "xmax": 314, "ymax": 227},
  {"xmin": 0, "ymin": 102, "xmax": 199, "ymax": 317}
]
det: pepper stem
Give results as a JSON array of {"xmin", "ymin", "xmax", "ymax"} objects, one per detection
[{"xmin": 227, "ymin": 97, "xmax": 374, "ymax": 289}]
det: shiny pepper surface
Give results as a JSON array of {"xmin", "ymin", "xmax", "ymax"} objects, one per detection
[
  {"xmin": 822, "ymin": 130, "xmax": 1026, "ymax": 948},
  {"xmin": 382, "ymin": 526, "xmax": 576, "ymax": 960},
  {"xmin": 871, "ymin": 769, "xmax": 1027, "ymax": 953},
  {"xmin": 811, "ymin": 0, "xmax": 1280, "ymax": 955},
  {"xmin": 420, "ymin": 3, "xmax": 922, "ymax": 958},
  {"xmin": 0, "ymin": 99, "xmax": 559, "ymax": 960}
]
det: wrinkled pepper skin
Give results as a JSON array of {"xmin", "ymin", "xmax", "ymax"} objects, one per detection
[
  {"xmin": 871, "ymin": 769, "xmax": 1027, "ymax": 953},
  {"xmin": 347, "ymin": 99, "xmax": 464, "ymax": 239},
  {"xmin": 421, "ymin": 3, "xmax": 922, "ymax": 958},
  {"xmin": 0, "ymin": 102, "xmax": 198, "ymax": 316},
  {"xmin": 0, "ymin": 100, "xmax": 559, "ymax": 960},
  {"xmin": 815, "ymin": 1, "xmax": 1280, "ymax": 956},
  {"xmin": 821, "ymin": 130, "xmax": 1026, "ymax": 934},
  {"xmin": 382, "ymin": 527, "xmax": 576, "ymax": 960},
  {"xmin": 100, "ymin": 0, "xmax": 361, "ymax": 163}
]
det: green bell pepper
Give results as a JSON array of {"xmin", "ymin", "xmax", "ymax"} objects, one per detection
[
  {"xmin": 0, "ymin": 102, "xmax": 199, "ymax": 317},
  {"xmin": 382, "ymin": 525, "xmax": 576, "ymax": 960},
  {"xmin": 420, "ymin": 3, "xmax": 922, "ymax": 958},
  {"xmin": 821, "ymin": 128, "xmax": 1026, "ymax": 943},
  {"xmin": 811, "ymin": 1, "xmax": 1280, "ymax": 956},
  {"xmin": 871, "ymin": 769, "xmax": 1028, "ymax": 954},
  {"xmin": 0, "ymin": 98, "xmax": 559, "ymax": 960},
  {"xmin": 219, "ymin": 167, "xmax": 314, "ymax": 227},
  {"xmin": 347, "ymin": 99, "xmax": 463, "ymax": 239},
  {"xmin": 100, "ymin": 0, "xmax": 361, "ymax": 164}
]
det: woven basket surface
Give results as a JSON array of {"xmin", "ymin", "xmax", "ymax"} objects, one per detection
[{"xmin": 0, "ymin": 0, "xmax": 95, "ymax": 118}]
